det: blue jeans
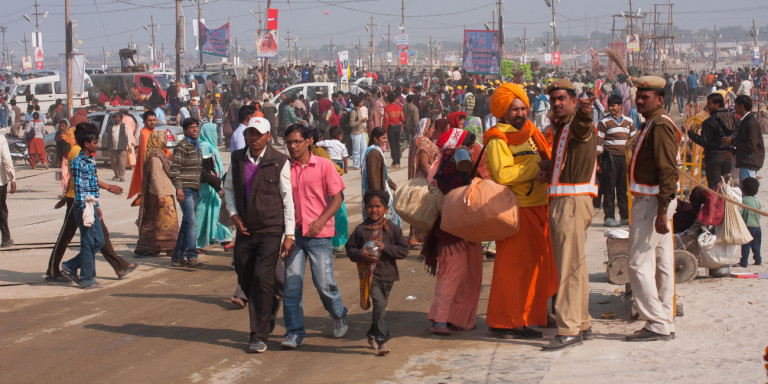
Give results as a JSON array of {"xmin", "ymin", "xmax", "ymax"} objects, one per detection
[
  {"xmin": 351, "ymin": 133, "xmax": 366, "ymax": 168},
  {"xmin": 676, "ymin": 95, "xmax": 685, "ymax": 114},
  {"xmin": 283, "ymin": 232, "xmax": 348, "ymax": 337},
  {"xmin": 215, "ymin": 123, "xmax": 223, "ymax": 145},
  {"xmin": 63, "ymin": 206, "xmax": 105, "ymax": 286},
  {"xmin": 740, "ymin": 227, "xmax": 762, "ymax": 266},
  {"xmin": 173, "ymin": 188, "xmax": 199, "ymax": 261},
  {"xmin": 739, "ymin": 168, "xmax": 757, "ymax": 186}
]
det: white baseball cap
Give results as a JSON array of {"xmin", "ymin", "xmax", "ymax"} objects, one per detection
[{"xmin": 246, "ymin": 117, "xmax": 270, "ymax": 134}]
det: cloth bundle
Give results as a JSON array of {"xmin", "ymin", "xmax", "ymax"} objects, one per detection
[
  {"xmin": 440, "ymin": 177, "xmax": 520, "ymax": 242},
  {"xmin": 393, "ymin": 177, "xmax": 444, "ymax": 232}
]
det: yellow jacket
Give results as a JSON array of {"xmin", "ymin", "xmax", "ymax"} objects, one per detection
[{"xmin": 484, "ymin": 123, "xmax": 549, "ymax": 207}]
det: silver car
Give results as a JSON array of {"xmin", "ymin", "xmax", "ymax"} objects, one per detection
[{"xmin": 44, "ymin": 109, "xmax": 184, "ymax": 166}]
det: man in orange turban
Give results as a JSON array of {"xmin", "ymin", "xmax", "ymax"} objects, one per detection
[{"xmin": 482, "ymin": 82, "xmax": 559, "ymax": 339}]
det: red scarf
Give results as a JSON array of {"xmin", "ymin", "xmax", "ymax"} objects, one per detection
[{"xmin": 483, "ymin": 120, "xmax": 551, "ymax": 161}]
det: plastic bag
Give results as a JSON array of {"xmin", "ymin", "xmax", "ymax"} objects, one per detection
[
  {"xmin": 697, "ymin": 230, "xmax": 739, "ymax": 268},
  {"xmin": 719, "ymin": 181, "xmax": 753, "ymax": 245},
  {"xmin": 393, "ymin": 177, "xmax": 444, "ymax": 232}
]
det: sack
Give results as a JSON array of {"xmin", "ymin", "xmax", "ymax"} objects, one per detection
[
  {"xmin": 697, "ymin": 190, "xmax": 724, "ymax": 226},
  {"xmin": 719, "ymin": 180, "xmax": 753, "ymax": 245},
  {"xmin": 440, "ymin": 177, "xmax": 520, "ymax": 242},
  {"xmin": 393, "ymin": 178, "xmax": 444, "ymax": 232},
  {"xmin": 698, "ymin": 230, "xmax": 739, "ymax": 268}
]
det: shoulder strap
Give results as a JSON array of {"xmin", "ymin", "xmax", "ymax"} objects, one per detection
[{"xmin": 470, "ymin": 145, "xmax": 487, "ymax": 179}]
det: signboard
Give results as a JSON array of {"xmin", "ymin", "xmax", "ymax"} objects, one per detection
[
  {"xmin": 200, "ymin": 21, "xmax": 230, "ymax": 57},
  {"xmin": 754, "ymin": 47, "xmax": 761, "ymax": 59},
  {"xmin": 400, "ymin": 51, "xmax": 407, "ymax": 65},
  {"xmin": 32, "ymin": 32, "xmax": 42, "ymax": 49},
  {"xmin": 544, "ymin": 53, "xmax": 552, "ymax": 64},
  {"xmin": 256, "ymin": 30, "xmax": 278, "ymax": 58},
  {"xmin": 553, "ymin": 51, "xmax": 561, "ymax": 66},
  {"xmin": 267, "ymin": 8, "xmax": 279, "ymax": 30},
  {"xmin": 626, "ymin": 34, "xmax": 640, "ymax": 52},
  {"xmin": 462, "ymin": 30, "xmax": 501, "ymax": 75},
  {"xmin": 396, "ymin": 33, "xmax": 408, "ymax": 50},
  {"xmin": 57, "ymin": 52, "xmax": 87, "ymax": 93},
  {"xmin": 34, "ymin": 47, "xmax": 44, "ymax": 69},
  {"xmin": 22, "ymin": 56, "xmax": 32, "ymax": 71},
  {"xmin": 338, "ymin": 50, "xmax": 350, "ymax": 82},
  {"xmin": 386, "ymin": 52, "xmax": 392, "ymax": 63}
]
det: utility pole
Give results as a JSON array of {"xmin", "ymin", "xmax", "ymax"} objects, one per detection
[
  {"xmin": 175, "ymin": 0, "xmax": 182, "ymax": 81},
  {"xmin": 329, "ymin": 38, "xmax": 335, "ymax": 65},
  {"xmin": 262, "ymin": 0, "xmax": 272, "ymax": 90},
  {"xmin": 357, "ymin": 39, "xmax": 362, "ymax": 71},
  {"xmin": 491, "ymin": 10, "xmax": 495, "ymax": 30},
  {"xmin": 294, "ymin": 39, "xmax": 299, "ymax": 65},
  {"xmin": 369, "ymin": 16, "xmax": 374, "ymax": 72},
  {"xmin": 498, "ymin": 0, "xmax": 504, "ymax": 62},
  {"xmin": 387, "ymin": 24, "xmax": 391, "ymax": 72},
  {"xmin": 150, "ymin": 15, "xmax": 157, "ymax": 67},
  {"xmin": 400, "ymin": 0, "xmax": 405, "ymax": 67},
  {"xmin": 286, "ymin": 29, "xmax": 292, "ymax": 65},
  {"xmin": 523, "ymin": 27, "xmax": 527, "ymax": 57},
  {"xmin": 550, "ymin": 0, "xmax": 558, "ymax": 54},
  {"xmin": 0, "ymin": 26, "xmax": 7, "ymax": 68},
  {"xmin": 713, "ymin": 25, "xmax": 718, "ymax": 72},
  {"xmin": 429, "ymin": 35, "xmax": 433, "ymax": 76},
  {"xmin": 197, "ymin": 0, "xmax": 203, "ymax": 65},
  {"xmin": 65, "ymin": 0, "xmax": 73, "ymax": 118},
  {"xmin": 102, "ymin": 46, "xmax": 106, "ymax": 68}
]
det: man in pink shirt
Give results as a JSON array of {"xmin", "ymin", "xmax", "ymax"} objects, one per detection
[{"xmin": 281, "ymin": 123, "xmax": 348, "ymax": 349}]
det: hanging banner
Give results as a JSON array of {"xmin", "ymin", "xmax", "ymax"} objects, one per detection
[
  {"xmin": 338, "ymin": 50, "xmax": 350, "ymax": 82},
  {"xmin": 22, "ymin": 56, "xmax": 32, "ymax": 71},
  {"xmin": 200, "ymin": 21, "xmax": 230, "ymax": 57},
  {"xmin": 462, "ymin": 30, "xmax": 500, "ymax": 75},
  {"xmin": 400, "ymin": 51, "xmax": 408, "ymax": 65},
  {"xmin": 34, "ymin": 47, "xmax": 44, "ymax": 69},
  {"xmin": 544, "ymin": 53, "xmax": 552, "ymax": 64},
  {"xmin": 57, "ymin": 53, "xmax": 87, "ymax": 93},
  {"xmin": 553, "ymin": 51, "xmax": 561, "ymax": 66},
  {"xmin": 396, "ymin": 33, "xmax": 409, "ymax": 50},
  {"xmin": 386, "ymin": 52, "xmax": 392, "ymax": 63},
  {"xmin": 267, "ymin": 8, "xmax": 279, "ymax": 31},
  {"xmin": 256, "ymin": 30, "xmax": 279, "ymax": 58},
  {"xmin": 626, "ymin": 34, "xmax": 640, "ymax": 52}
]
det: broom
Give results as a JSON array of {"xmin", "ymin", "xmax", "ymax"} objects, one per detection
[{"xmin": 603, "ymin": 48, "xmax": 631, "ymax": 83}]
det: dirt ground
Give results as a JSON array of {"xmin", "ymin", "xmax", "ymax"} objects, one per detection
[{"xmin": 1, "ymin": 127, "xmax": 767, "ymax": 384}]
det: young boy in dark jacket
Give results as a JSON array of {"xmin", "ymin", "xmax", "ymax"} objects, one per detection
[{"xmin": 346, "ymin": 190, "xmax": 408, "ymax": 355}]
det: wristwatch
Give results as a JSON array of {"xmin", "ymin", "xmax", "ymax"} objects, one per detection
[{"xmin": 285, "ymin": 235, "xmax": 295, "ymax": 240}]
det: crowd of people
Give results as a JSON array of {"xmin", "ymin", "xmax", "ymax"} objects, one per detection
[{"xmin": 1, "ymin": 59, "xmax": 763, "ymax": 357}]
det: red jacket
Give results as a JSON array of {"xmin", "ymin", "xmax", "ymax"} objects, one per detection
[{"xmin": 383, "ymin": 103, "xmax": 404, "ymax": 129}]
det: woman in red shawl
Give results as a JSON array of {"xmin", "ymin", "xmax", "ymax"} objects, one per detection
[{"xmin": 424, "ymin": 128, "xmax": 483, "ymax": 335}]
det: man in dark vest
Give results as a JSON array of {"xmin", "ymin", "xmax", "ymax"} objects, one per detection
[{"xmin": 223, "ymin": 116, "xmax": 295, "ymax": 354}]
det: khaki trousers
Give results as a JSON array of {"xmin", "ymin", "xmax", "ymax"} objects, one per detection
[
  {"xmin": 628, "ymin": 196, "xmax": 676, "ymax": 335},
  {"xmin": 110, "ymin": 150, "xmax": 126, "ymax": 179},
  {"xmin": 549, "ymin": 195, "xmax": 593, "ymax": 336}
]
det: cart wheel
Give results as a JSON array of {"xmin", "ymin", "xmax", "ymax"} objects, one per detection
[
  {"xmin": 674, "ymin": 249, "xmax": 698, "ymax": 283},
  {"xmin": 606, "ymin": 254, "xmax": 630, "ymax": 285}
]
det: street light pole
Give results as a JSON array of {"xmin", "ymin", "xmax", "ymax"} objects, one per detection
[
  {"xmin": 65, "ymin": 0, "xmax": 73, "ymax": 118},
  {"xmin": 197, "ymin": 0, "xmax": 203, "ymax": 65}
]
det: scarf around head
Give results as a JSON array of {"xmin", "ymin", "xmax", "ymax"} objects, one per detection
[
  {"xmin": 446, "ymin": 111, "xmax": 466, "ymax": 129},
  {"xmin": 436, "ymin": 128, "xmax": 467, "ymax": 152},
  {"xmin": 199, "ymin": 122, "xmax": 223, "ymax": 175}
]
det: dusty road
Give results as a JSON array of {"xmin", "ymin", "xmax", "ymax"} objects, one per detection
[{"xmin": 1, "ymin": 133, "xmax": 767, "ymax": 383}]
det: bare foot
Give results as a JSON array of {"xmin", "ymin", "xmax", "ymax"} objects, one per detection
[
  {"xmin": 377, "ymin": 342, "xmax": 390, "ymax": 355},
  {"xmin": 367, "ymin": 336, "xmax": 378, "ymax": 350}
]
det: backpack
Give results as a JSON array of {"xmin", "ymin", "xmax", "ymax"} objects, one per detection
[{"xmin": 311, "ymin": 100, "xmax": 319, "ymax": 120}]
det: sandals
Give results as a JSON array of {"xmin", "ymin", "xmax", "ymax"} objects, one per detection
[
  {"xmin": 118, "ymin": 263, "xmax": 140, "ymax": 279},
  {"xmin": 81, "ymin": 282, "xmax": 103, "ymax": 289}
]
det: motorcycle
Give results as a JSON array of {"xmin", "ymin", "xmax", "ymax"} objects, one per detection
[{"xmin": 6, "ymin": 135, "xmax": 29, "ymax": 164}]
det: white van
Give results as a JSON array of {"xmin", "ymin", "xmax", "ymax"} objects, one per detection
[
  {"xmin": 12, "ymin": 74, "xmax": 92, "ymax": 115},
  {"xmin": 268, "ymin": 79, "xmax": 373, "ymax": 106}
]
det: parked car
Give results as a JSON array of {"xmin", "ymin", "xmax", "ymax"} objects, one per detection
[{"xmin": 43, "ymin": 107, "xmax": 184, "ymax": 167}]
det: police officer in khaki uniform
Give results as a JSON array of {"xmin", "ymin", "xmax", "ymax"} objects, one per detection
[
  {"xmin": 626, "ymin": 76, "xmax": 681, "ymax": 342},
  {"xmin": 537, "ymin": 79, "xmax": 599, "ymax": 351}
]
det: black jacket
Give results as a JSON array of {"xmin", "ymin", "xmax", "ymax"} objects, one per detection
[
  {"xmin": 688, "ymin": 109, "xmax": 738, "ymax": 153},
  {"xmin": 733, "ymin": 112, "xmax": 765, "ymax": 170},
  {"xmin": 346, "ymin": 219, "xmax": 409, "ymax": 283}
]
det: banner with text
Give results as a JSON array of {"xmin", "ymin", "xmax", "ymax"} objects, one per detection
[
  {"xmin": 57, "ymin": 53, "xmax": 86, "ymax": 93},
  {"xmin": 267, "ymin": 8, "xmax": 279, "ymax": 30},
  {"xmin": 626, "ymin": 34, "xmax": 640, "ymax": 52},
  {"xmin": 200, "ymin": 21, "xmax": 230, "ymax": 57},
  {"xmin": 462, "ymin": 30, "xmax": 501, "ymax": 75},
  {"xmin": 338, "ymin": 51, "xmax": 350, "ymax": 82},
  {"xmin": 256, "ymin": 30, "xmax": 279, "ymax": 58}
]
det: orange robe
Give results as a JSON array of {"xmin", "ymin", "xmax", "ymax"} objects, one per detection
[{"xmin": 128, "ymin": 127, "xmax": 168, "ymax": 199}]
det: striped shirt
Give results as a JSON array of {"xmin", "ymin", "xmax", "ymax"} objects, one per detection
[
  {"xmin": 597, "ymin": 114, "xmax": 634, "ymax": 156},
  {"xmin": 70, "ymin": 151, "xmax": 100, "ymax": 211},
  {"xmin": 464, "ymin": 92, "xmax": 475, "ymax": 114},
  {"xmin": 169, "ymin": 137, "xmax": 202, "ymax": 191}
]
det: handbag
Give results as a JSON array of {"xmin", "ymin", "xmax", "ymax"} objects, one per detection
[
  {"xmin": 24, "ymin": 126, "xmax": 35, "ymax": 141},
  {"xmin": 697, "ymin": 189, "xmax": 724, "ymax": 226},
  {"xmin": 393, "ymin": 177, "xmax": 444, "ymax": 232},
  {"xmin": 719, "ymin": 180, "xmax": 753, "ymax": 245},
  {"xmin": 127, "ymin": 147, "xmax": 137, "ymax": 167}
]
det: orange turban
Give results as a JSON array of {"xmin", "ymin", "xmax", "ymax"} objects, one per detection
[{"xmin": 489, "ymin": 83, "xmax": 530, "ymax": 119}]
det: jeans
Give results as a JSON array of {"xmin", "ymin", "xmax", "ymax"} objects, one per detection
[
  {"xmin": 687, "ymin": 89, "xmax": 697, "ymax": 105},
  {"xmin": 351, "ymin": 133, "xmax": 366, "ymax": 168},
  {"xmin": 739, "ymin": 168, "xmax": 757, "ymax": 186},
  {"xmin": 387, "ymin": 125, "xmax": 402, "ymax": 166},
  {"xmin": 367, "ymin": 279, "xmax": 393, "ymax": 344},
  {"xmin": 676, "ymin": 95, "xmax": 686, "ymax": 115},
  {"xmin": 173, "ymin": 188, "xmax": 199, "ymax": 261},
  {"xmin": 740, "ymin": 227, "xmax": 762, "ymax": 266},
  {"xmin": 283, "ymin": 232, "xmax": 347, "ymax": 337},
  {"xmin": 0, "ymin": 185, "xmax": 9, "ymax": 242},
  {"xmin": 63, "ymin": 206, "xmax": 105, "ymax": 286},
  {"xmin": 215, "ymin": 123, "xmax": 223, "ymax": 145}
]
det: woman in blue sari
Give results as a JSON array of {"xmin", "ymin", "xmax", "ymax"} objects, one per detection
[
  {"xmin": 195, "ymin": 122, "xmax": 233, "ymax": 250},
  {"xmin": 361, "ymin": 127, "xmax": 401, "ymax": 226}
]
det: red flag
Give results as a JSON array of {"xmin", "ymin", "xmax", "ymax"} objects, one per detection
[
  {"xmin": 400, "ymin": 51, "xmax": 408, "ymax": 65},
  {"xmin": 267, "ymin": 8, "xmax": 278, "ymax": 30}
]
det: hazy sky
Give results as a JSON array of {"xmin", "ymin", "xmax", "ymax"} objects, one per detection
[{"xmin": 1, "ymin": 0, "xmax": 767, "ymax": 60}]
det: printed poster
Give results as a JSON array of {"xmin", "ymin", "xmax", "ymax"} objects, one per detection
[
  {"xmin": 200, "ymin": 21, "xmax": 230, "ymax": 57},
  {"xmin": 626, "ymin": 34, "xmax": 640, "ymax": 52},
  {"xmin": 256, "ymin": 30, "xmax": 279, "ymax": 59},
  {"xmin": 462, "ymin": 30, "xmax": 501, "ymax": 75},
  {"xmin": 338, "ymin": 50, "xmax": 350, "ymax": 82}
]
